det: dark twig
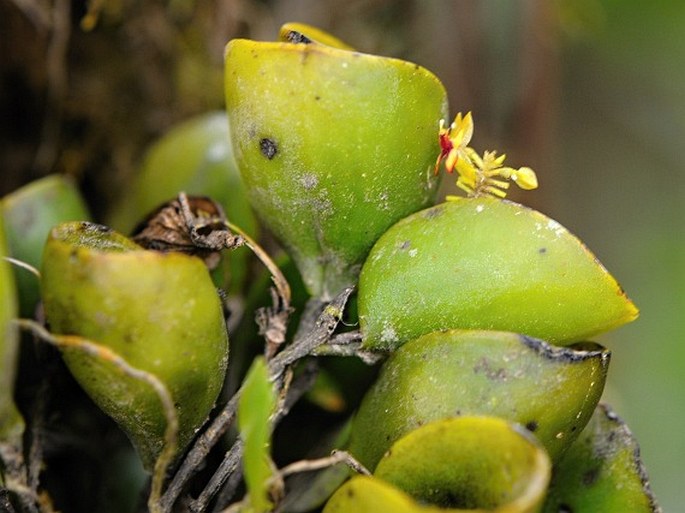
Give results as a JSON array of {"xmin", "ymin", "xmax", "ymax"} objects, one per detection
[
  {"xmin": 269, "ymin": 288, "xmax": 353, "ymax": 377},
  {"xmin": 27, "ymin": 379, "xmax": 48, "ymax": 495},
  {"xmin": 210, "ymin": 465, "xmax": 244, "ymax": 513},
  {"xmin": 160, "ymin": 288, "xmax": 353, "ymax": 513},
  {"xmin": 313, "ymin": 333, "xmax": 384, "ymax": 365},
  {"xmin": 197, "ymin": 361, "xmax": 319, "ymax": 513},
  {"xmin": 0, "ymin": 488, "xmax": 18, "ymax": 513},
  {"xmin": 188, "ymin": 439, "xmax": 244, "ymax": 513},
  {"xmin": 276, "ymin": 449, "xmax": 371, "ymax": 479},
  {"xmin": 0, "ymin": 443, "xmax": 39, "ymax": 513},
  {"xmin": 13, "ymin": 319, "xmax": 178, "ymax": 513},
  {"xmin": 227, "ymin": 221, "xmax": 292, "ymax": 358}
]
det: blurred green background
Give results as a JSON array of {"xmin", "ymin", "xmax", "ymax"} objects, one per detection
[{"xmin": 1, "ymin": 0, "xmax": 682, "ymax": 510}]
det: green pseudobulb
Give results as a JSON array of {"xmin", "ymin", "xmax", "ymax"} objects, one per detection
[
  {"xmin": 225, "ymin": 24, "xmax": 447, "ymax": 299},
  {"xmin": 359, "ymin": 197, "xmax": 638, "ymax": 350},
  {"xmin": 41, "ymin": 221, "xmax": 228, "ymax": 470},
  {"xmin": 326, "ymin": 417, "xmax": 550, "ymax": 512},
  {"xmin": 349, "ymin": 330, "xmax": 609, "ymax": 471}
]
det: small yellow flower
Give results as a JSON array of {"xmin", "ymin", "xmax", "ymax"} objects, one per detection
[
  {"xmin": 434, "ymin": 112, "xmax": 474, "ymax": 175},
  {"xmin": 435, "ymin": 113, "xmax": 538, "ymax": 199}
]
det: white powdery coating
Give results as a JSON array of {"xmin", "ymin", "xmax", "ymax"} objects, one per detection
[{"xmin": 380, "ymin": 322, "xmax": 398, "ymax": 344}]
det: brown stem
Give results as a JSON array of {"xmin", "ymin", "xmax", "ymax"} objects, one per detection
[{"xmin": 160, "ymin": 287, "xmax": 353, "ymax": 513}]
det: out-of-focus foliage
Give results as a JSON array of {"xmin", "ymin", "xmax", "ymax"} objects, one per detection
[
  {"xmin": 553, "ymin": 3, "xmax": 685, "ymax": 512},
  {"xmin": 1, "ymin": 175, "xmax": 91, "ymax": 316}
]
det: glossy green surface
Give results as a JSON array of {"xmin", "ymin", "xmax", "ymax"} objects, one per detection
[
  {"xmin": 225, "ymin": 32, "xmax": 447, "ymax": 299},
  {"xmin": 1, "ymin": 175, "xmax": 91, "ymax": 316},
  {"xmin": 0, "ymin": 214, "xmax": 23, "ymax": 443},
  {"xmin": 542, "ymin": 404, "xmax": 661, "ymax": 512},
  {"xmin": 373, "ymin": 417, "xmax": 550, "ymax": 512},
  {"xmin": 359, "ymin": 198, "xmax": 638, "ymax": 350},
  {"xmin": 41, "ymin": 222, "xmax": 228, "ymax": 469},
  {"xmin": 349, "ymin": 330, "xmax": 609, "ymax": 471}
]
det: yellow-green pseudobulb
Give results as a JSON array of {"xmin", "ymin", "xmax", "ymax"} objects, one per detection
[
  {"xmin": 225, "ymin": 24, "xmax": 447, "ymax": 299},
  {"xmin": 359, "ymin": 198, "xmax": 638, "ymax": 350},
  {"xmin": 349, "ymin": 330, "xmax": 609, "ymax": 471},
  {"xmin": 41, "ymin": 221, "xmax": 228, "ymax": 470}
]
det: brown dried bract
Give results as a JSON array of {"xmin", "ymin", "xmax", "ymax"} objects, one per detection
[{"xmin": 132, "ymin": 192, "xmax": 243, "ymax": 270}]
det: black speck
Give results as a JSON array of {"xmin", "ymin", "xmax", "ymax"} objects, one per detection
[
  {"xmin": 539, "ymin": 247, "xmax": 547, "ymax": 254},
  {"xmin": 284, "ymin": 30, "xmax": 312, "ymax": 44},
  {"xmin": 259, "ymin": 138, "xmax": 278, "ymax": 160},
  {"xmin": 525, "ymin": 421, "xmax": 539, "ymax": 432},
  {"xmin": 399, "ymin": 240, "xmax": 411, "ymax": 250},
  {"xmin": 314, "ymin": 95, "xmax": 321, "ymax": 101},
  {"xmin": 558, "ymin": 504, "xmax": 573, "ymax": 513},
  {"xmin": 583, "ymin": 467, "xmax": 599, "ymax": 486}
]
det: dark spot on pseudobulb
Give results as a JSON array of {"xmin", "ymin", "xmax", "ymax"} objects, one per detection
[
  {"xmin": 526, "ymin": 420, "xmax": 539, "ymax": 432},
  {"xmin": 260, "ymin": 138, "xmax": 278, "ymax": 160},
  {"xmin": 583, "ymin": 467, "xmax": 600, "ymax": 486}
]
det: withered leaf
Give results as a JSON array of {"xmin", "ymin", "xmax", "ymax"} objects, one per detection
[{"xmin": 132, "ymin": 192, "xmax": 243, "ymax": 270}]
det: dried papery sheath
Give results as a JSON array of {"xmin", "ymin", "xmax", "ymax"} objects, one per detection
[{"xmin": 132, "ymin": 192, "xmax": 243, "ymax": 270}]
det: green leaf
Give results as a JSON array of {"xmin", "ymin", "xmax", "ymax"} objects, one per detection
[
  {"xmin": 225, "ymin": 26, "xmax": 447, "ymax": 299},
  {"xmin": 349, "ymin": 330, "xmax": 609, "ymax": 471},
  {"xmin": 41, "ymin": 221, "xmax": 229, "ymax": 470},
  {"xmin": 358, "ymin": 198, "xmax": 638, "ymax": 351},
  {"xmin": 542, "ymin": 404, "xmax": 661, "ymax": 512},
  {"xmin": 238, "ymin": 357, "xmax": 277, "ymax": 513}
]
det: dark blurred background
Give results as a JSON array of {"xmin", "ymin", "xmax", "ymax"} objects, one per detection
[{"xmin": 1, "ymin": 0, "xmax": 683, "ymax": 510}]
